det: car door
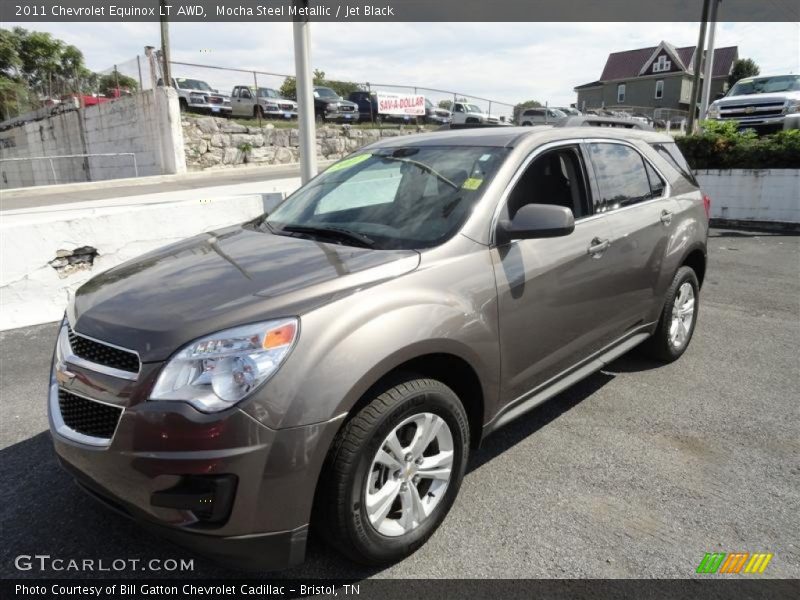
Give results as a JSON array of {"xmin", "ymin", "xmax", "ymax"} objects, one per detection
[
  {"xmin": 491, "ymin": 143, "xmax": 620, "ymax": 401},
  {"xmin": 585, "ymin": 140, "xmax": 681, "ymax": 334},
  {"xmin": 231, "ymin": 87, "xmax": 243, "ymax": 116},
  {"xmin": 238, "ymin": 87, "xmax": 255, "ymax": 116}
]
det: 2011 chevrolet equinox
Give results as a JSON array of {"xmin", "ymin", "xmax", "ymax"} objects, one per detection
[{"xmin": 50, "ymin": 125, "xmax": 708, "ymax": 570}]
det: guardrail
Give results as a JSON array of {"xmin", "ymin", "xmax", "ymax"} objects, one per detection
[{"xmin": 0, "ymin": 153, "xmax": 138, "ymax": 185}]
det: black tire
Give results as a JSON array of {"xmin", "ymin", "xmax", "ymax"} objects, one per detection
[
  {"xmin": 522, "ymin": 121, "xmax": 532, "ymax": 126},
  {"xmin": 315, "ymin": 376, "xmax": 470, "ymax": 565},
  {"xmin": 178, "ymin": 98, "xmax": 188, "ymax": 112},
  {"xmin": 642, "ymin": 266, "xmax": 700, "ymax": 362}
]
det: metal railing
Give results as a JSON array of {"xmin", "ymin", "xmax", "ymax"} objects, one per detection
[{"xmin": 0, "ymin": 153, "xmax": 139, "ymax": 185}]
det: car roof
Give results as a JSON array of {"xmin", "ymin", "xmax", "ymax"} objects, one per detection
[{"xmin": 366, "ymin": 126, "xmax": 673, "ymax": 149}]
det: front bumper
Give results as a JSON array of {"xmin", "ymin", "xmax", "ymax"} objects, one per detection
[
  {"xmin": 709, "ymin": 114, "xmax": 798, "ymax": 131},
  {"xmin": 324, "ymin": 110, "xmax": 359, "ymax": 122},
  {"xmin": 48, "ymin": 323, "xmax": 344, "ymax": 571},
  {"xmin": 261, "ymin": 106, "xmax": 298, "ymax": 119}
]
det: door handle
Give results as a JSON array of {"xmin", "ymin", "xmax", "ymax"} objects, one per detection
[
  {"xmin": 660, "ymin": 209, "xmax": 673, "ymax": 225},
  {"xmin": 587, "ymin": 237, "xmax": 610, "ymax": 257}
]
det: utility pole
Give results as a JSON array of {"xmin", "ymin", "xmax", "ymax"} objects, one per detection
[
  {"xmin": 293, "ymin": 1, "xmax": 317, "ymax": 184},
  {"xmin": 700, "ymin": 0, "xmax": 721, "ymax": 122},
  {"xmin": 687, "ymin": 0, "xmax": 711, "ymax": 133},
  {"xmin": 159, "ymin": 0, "xmax": 172, "ymax": 85}
]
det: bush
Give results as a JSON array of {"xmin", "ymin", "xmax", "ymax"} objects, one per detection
[{"xmin": 676, "ymin": 121, "xmax": 800, "ymax": 170}]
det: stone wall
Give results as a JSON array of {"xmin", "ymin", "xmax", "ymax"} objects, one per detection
[
  {"xmin": 182, "ymin": 116, "xmax": 424, "ymax": 170},
  {"xmin": 0, "ymin": 88, "xmax": 185, "ymax": 189}
]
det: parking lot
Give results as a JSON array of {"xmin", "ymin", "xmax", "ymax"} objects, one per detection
[{"xmin": 1, "ymin": 227, "xmax": 798, "ymax": 579}]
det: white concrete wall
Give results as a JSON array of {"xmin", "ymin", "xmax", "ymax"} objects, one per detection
[
  {"xmin": 0, "ymin": 88, "xmax": 185, "ymax": 189},
  {"xmin": 695, "ymin": 169, "xmax": 800, "ymax": 223},
  {"xmin": 0, "ymin": 178, "xmax": 300, "ymax": 331}
]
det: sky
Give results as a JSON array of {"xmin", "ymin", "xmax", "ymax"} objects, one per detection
[{"xmin": 11, "ymin": 21, "xmax": 800, "ymax": 115}]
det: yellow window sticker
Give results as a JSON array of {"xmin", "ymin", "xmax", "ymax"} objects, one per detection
[
  {"xmin": 462, "ymin": 177, "xmax": 483, "ymax": 190},
  {"xmin": 327, "ymin": 154, "xmax": 371, "ymax": 173}
]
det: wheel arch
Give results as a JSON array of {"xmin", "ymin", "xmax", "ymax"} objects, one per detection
[{"xmin": 682, "ymin": 246, "xmax": 707, "ymax": 287}]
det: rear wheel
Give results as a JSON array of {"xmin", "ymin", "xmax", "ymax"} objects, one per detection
[
  {"xmin": 643, "ymin": 266, "xmax": 699, "ymax": 362},
  {"xmin": 315, "ymin": 376, "xmax": 469, "ymax": 565}
]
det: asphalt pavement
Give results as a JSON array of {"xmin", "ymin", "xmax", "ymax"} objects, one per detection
[{"xmin": 1, "ymin": 228, "xmax": 798, "ymax": 579}]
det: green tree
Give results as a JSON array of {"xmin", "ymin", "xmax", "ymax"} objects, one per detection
[
  {"xmin": 728, "ymin": 58, "xmax": 760, "ymax": 87},
  {"xmin": 97, "ymin": 70, "xmax": 138, "ymax": 96},
  {"xmin": 278, "ymin": 68, "xmax": 361, "ymax": 100},
  {"xmin": 438, "ymin": 99, "xmax": 452, "ymax": 110},
  {"xmin": 513, "ymin": 99, "xmax": 542, "ymax": 123}
]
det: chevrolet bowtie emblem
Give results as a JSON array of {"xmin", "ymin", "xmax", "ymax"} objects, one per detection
[{"xmin": 744, "ymin": 106, "xmax": 756, "ymax": 114}]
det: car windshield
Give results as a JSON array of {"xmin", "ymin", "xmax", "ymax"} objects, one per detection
[
  {"xmin": 728, "ymin": 75, "xmax": 800, "ymax": 96},
  {"xmin": 315, "ymin": 87, "xmax": 340, "ymax": 99},
  {"xmin": 465, "ymin": 104, "xmax": 483, "ymax": 113},
  {"xmin": 258, "ymin": 88, "xmax": 279, "ymax": 98},
  {"xmin": 176, "ymin": 78, "xmax": 213, "ymax": 91},
  {"xmin": 549, "ymin": 109, "xmax": 567, "ymax": 117},
  {"xmin": 264, "ymin": 146, "xmax": 509, "ymax": 250}
]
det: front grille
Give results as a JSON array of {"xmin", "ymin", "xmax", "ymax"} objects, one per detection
[
  {"xmin": 67, "ymin": 326, "xmax": 140, "ymax": 374},
  {"xmin": 207, "ymin": 96, "xmax": 224, "ymax": 104},
  {"xmin": 279, "ymin": 103, "xmax": 294, "ymax": 111},
  {"xmin": 58, "ymin": 389, "xmax": 123, "ymax": 439},
  {"xmin": 720, "ymin": 103, "xmax": 785, "ymax": 119},
  {"xmin": 339, "ymin": 105, "xmax": 354, "ymax": 112}
]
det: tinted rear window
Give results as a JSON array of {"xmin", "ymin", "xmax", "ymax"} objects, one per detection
[{"xmin": 650, "ymin": 142, "xmax": 697, "ymax": 185}]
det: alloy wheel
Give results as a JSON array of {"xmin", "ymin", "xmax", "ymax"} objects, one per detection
[
  {"xmin": 365, "ymin": 412, "xmax": 454, "ymax": 537},
  {"xmin": 669, "ymin": 282, "xmax": 695, "ymax": 349}
]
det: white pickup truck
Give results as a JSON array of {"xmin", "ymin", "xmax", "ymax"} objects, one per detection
[
  {"xmin": 450, "ymin": 101, "xmax": 502, "ymax": 125},
  {"xmin": 707, "ymin": 74, "xmax": 800, "ymax": 133}
]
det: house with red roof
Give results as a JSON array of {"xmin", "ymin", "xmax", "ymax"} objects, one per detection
[{"xmin": 574, "ymin": 41, "xmax": 738, "ymax": 117}]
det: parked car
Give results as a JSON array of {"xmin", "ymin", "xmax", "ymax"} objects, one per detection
[
  {"xmin": 520, "ymin": 107, "xmax": 568, "ymax": 126},
  {"xmin": 707, "ymin": 74, "xmax": 800, "ymax": 133},
  {"xmin": 50, "ymin": 125, "xmax": 708, "ymax": 572},
  {"xmin": 553, "ymin": 107, "xmax": 582, "ymax": 116},
  {"xmin": 314, "ymin": 86, "xmax": 360, "ymax": 123},
  {"xmin": 230, "ymin": 86, "xmax": 297, "ymax": 119},
  {"xmin": 158, "ymin": 77, "xmax": 231, "ymax": 116},
  {"xmin": 450, "ymin": 101, "xmax": 501, "ymax": 124},
  {"xmin": 425, "ymin": 99, "xmax": 451, "ymax": 125}
]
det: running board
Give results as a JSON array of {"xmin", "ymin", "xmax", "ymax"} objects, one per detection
[{"xmin": 484, "ymin": 330, "xmax": 651, "ymax": 436}]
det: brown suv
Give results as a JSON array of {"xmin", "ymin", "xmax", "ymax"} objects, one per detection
[{"xmin": 49, "ymin": 124, "xmax": 709, "ymax": 570}]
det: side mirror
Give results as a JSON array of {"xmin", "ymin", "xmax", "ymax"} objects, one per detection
[
  {"xmin": 497, "ymin": 204, "xmax": 575, "ymax": 244},
  {"xmin": 715, "ymin": 92, "xmax": 725, "ymax": 100}
]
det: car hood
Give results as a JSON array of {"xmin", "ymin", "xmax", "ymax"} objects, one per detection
[
  {"xmin": 714, "ymin": 91, "xmax": 798, "ymax": 106},
  {"xmin": 71, "ymin": 225, "xmax": 420, "ymax": 362}
]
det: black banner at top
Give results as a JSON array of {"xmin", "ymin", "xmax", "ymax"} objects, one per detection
[{"xmin": 2, "ymin": 0, "xmax": 798, "ymax": 22}]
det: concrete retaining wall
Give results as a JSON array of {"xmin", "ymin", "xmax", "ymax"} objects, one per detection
[
  {"xmin": 0, "ymin": 89, "xmax": 186, "ymax": 189},
  {"xmin": 695, "ymin": 169, "xmax": 800, "ymax": 223},
  {"xmin": 0, "ymin": 181, "xmax": 299, "ymax": 331}
]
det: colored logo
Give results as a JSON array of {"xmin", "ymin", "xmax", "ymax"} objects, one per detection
[{"xmin": 696, "ymin": 552, "xmax": 773, "ymax": 574}]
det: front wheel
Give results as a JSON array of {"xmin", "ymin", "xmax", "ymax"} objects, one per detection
[
  {"xmin": 643, "ymin": 266, "xmax": 700, "ymax": 362},
  {"xmin": 315, "ymin": 376, "xmax": 470, "ymax": 565}
]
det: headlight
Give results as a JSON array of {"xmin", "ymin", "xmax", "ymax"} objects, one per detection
[
  {"xmin": 189, "ymin": 93, "xmax": 205, "ymax": 104},
  {"xmin": 150, "ymin": 318, "xmax": 298, "ymax": 412},
  {"xmin": 264, "ymin": 102, "xmax": 278, "ymax": 109},
  {"xmin": 707, "ymin": 103, "xmax": 720, "ymax": 119},
  {"xmin": 326, "ymin": 102, "xmax": 338, "ymax": 111},
  {"xmin": 784, "ymin": 100, "xmax": 800, "ymax": 114}
]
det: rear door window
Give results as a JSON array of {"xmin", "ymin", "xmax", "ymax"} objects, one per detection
[
  {"xmin": 588, "ymin": 143, "xmax": 653, "ymax": 212},
  {"xmin": 650, "ymin": 142, "xmax": 698, "ymax": 185}
]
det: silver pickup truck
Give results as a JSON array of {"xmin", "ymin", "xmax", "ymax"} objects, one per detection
[
  {"xmin": 707, "ymin": 74, "xmax": 800, "ymax": 133},
  {"xmin": 158, "ymin": 77, "xmax": 231, "ymax": 116},
  {"xmin": 230, "ymin": 86, "xmax": 298, "ymax": 120}
]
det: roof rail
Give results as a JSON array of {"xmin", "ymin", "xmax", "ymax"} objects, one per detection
[
  {"xmin": 436, "ymin": 122, "xmax": 511, "ymax": 131},
  {"xmin": 556, "ymin": 116, "xmax": 654, "ymax": 131}
]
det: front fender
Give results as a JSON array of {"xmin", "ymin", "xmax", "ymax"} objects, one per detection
[{"xmin": 242, "ymin": 245, "xmax": 499, "ymax": 430}]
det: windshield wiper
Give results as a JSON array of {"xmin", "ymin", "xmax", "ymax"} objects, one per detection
[
  {"xmin": 281, "ymin": 224, "xmax": 376, "ymax": 248},
  {"xmin": 380, "ymin": 156, "xmax": 459, "ymax": 190}
]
